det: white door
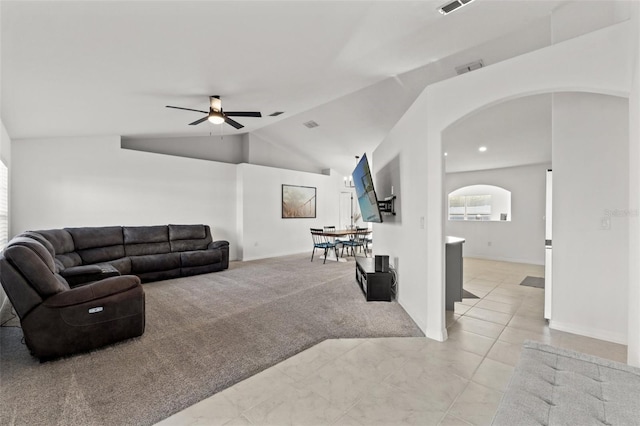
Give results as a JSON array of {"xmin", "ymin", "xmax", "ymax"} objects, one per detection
[
  {"xmin": 339, "ymin": 192, "xmax": 352, "ymax": 229},
  {"xmin": 544, "ymin": 169, "xmax": 552, "ymax": 320}
]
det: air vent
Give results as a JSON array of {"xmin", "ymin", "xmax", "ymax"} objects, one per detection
[
  {"xmin": 455, "ymin": 59, "xmax": 484, "ymax": 75},
  {"xmin": 438, "ymin": 0, "xmax": 476, "ymax": 15},
  {"xmin": 303, "ymin": 120, "xmax": 319, "ymax": 129},
  {"xmin": 269, "ymin": 111, "xmax": 285, "ymax": 117}
]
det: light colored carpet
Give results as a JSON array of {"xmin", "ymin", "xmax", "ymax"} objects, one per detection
[{"xmin": 0, "ymin": 253, "xmax": 422, "ymax": 425}]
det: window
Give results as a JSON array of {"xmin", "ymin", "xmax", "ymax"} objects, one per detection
[
  {"xmin": 0, "ymin": 161, "xmax": 7, "ymax": 247},
  {"xmin": 448, "ymin": 194, "xmax": 492, "ymax": 221},
  {"xmin": 448, "ymin": 185, "xmax": 511, "ymax": 222},
  {"xmin": 448, "ymin": 195, "xmax": 466, "ymax": 220}
]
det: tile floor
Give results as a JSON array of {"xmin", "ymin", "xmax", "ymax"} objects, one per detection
[{"xmin": 157, "ymin": 257, "xmax": 628, "ymax": 426}]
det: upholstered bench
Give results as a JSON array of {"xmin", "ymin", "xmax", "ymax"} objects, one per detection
[{"xmin": 492, "ymin": 340, "xmax": 640, "ymax": 425}]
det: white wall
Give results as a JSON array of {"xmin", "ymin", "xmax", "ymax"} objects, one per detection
[
  {"xmin": 628, "ymin": 1, "xmax": 640, "ymax": 367},
  {"xmin": 375, "ymin": 20, "xmax": 634, "ymax": 343},
  {"xmin": 551, "ymin": 0, "xmax": 630, "ymax": 44},
  {"xmin": 10, "ymin": 133, "xmax": 350, "ymax": 266},
  {"xmin": 551, "ymin": 92, "xmax": 629, "ymax": 344},
  {"xmin": 446, "ymin": 164, "xmax": 549, "ymax": 265},
  {"xmin": 121, "ymin": 134, "xmax": 244, "ymax": 164},
  {"xmin": 237, "ymin": 163, "xmax": 342, "ymax": 261},
  {"xmin": 373, "ymin": 106, "xmax": 431, "ymax": 334},
  {"xmin": 11, "ymin": 135, "xmax": 240, "ymax": 260},
  {"xmin": 245, "ymin": 133, "xmax": 328, "ymax": 175}
]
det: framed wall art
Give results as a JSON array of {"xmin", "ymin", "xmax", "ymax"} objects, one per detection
[{"xmin": 282, "ymin": 184, "xmax": 316, "ymax": 218}]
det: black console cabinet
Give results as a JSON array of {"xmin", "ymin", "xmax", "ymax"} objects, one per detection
[{"xmin": 355, "ymin": 257, "xmax": 392, "ymax": 302}]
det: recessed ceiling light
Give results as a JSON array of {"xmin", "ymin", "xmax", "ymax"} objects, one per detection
[
  {"xmin": 478, "ymin": 146, "xmax": 487, "ymax": 152},
  {"xmin": 444, "ymin": 152, "xmax": 448, "ymax": 157}
]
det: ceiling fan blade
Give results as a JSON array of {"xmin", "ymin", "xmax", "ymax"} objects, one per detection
[
  {"xmin": 224, "ymin": 111, "xmax": 262, "ymax": 117},
  {"xmin": 225, "ymin": 117, "xmax": 244, "ymax": 129},
  {"xmin": 166, "ymin": 105, "xmax": 208, "ymax": 114},
  {"xmin": 189, "ymin": 116, "xmax": 209, "ymax": 126}
]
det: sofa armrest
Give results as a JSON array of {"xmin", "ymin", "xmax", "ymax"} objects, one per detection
[
  {"xmin": 208, "ymin": 240, "xmax": 229, "ymax": 250},
  {"xmin": 43, "ymin": 275, "xmax": 141, "ymax": 308},
  {"xmin": 61, "ymin": 264, "xmax": 120, "ymax": 287}
]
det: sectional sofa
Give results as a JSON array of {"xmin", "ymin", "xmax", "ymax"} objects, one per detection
[
  {"xmin": 0, "ymin": 224, "xmax": 229, "ymax": 359},
  {"xmin": 36, "ymin": 224, "xmax": 229, "ymax": 284}
]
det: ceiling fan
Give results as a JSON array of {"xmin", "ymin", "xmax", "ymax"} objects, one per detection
[{"xmin": 166, "ymin": 96, "xmax": 261, "ymax": 129}]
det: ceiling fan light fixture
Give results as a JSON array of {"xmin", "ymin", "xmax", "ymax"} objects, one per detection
[
  {"xmin": 167, "ymin": 96, "xmax": 260, "ymax": 129},
  {"xmin": 208, "ymin": 109, "xmax": 225, "ymax": 125},
  {"xmin": 210, "ymin": 96, "xmax": 222, "ymax": 110}
]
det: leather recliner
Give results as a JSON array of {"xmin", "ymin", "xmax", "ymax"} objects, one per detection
[{"xmin": 0, "ymin": 234, "xmax": 145, "ymax": 360}]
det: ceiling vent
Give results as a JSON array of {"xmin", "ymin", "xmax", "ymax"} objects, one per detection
[
  {"xmin": 303, "ymin": 120, "xmax": 319, "ymax": 129},
  {"xmin": 438, "ymin": 0, "xmax": 476, "ymax": 15},
  {"xmin": 269, "ymin": 111, "xmax": 285, "ymax": 117},
  {"xmin": 455, "ymin": 59, "xmax": 484, "ymax": 75}
]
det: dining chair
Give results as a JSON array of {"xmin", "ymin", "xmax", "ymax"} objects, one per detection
[
  {"xmin": 310, "ymin": 228, "xmax": 338, "ymax": 264},
  {"xmin": 323, "ymin": 226, "xmax": 345, "ymax": 250},
  {"xmin": 364, "ymin": 235, "xmax": 373, "ymax": 255},
  {"xmin": 340, "ymin": 227, "xmax": 369, "ymax": 258}
]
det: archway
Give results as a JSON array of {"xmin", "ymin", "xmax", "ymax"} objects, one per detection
[{"xmin": 417, "ymin": 21, "xmax": 637, "ymax": 364}]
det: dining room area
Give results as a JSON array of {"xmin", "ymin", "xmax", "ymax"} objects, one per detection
[{"xmin": 309, "ymin": 226, "xmax": 372, "ymax": 264}]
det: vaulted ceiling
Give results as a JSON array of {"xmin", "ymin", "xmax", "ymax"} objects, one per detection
[{"xmin": 2, "ymin": 1, "xmax": 572, "ymax": 175}]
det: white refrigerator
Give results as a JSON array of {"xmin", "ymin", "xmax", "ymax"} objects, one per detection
[{"xmin": 544, "ymin": 169, "xmax": 552, "ymax": 320}]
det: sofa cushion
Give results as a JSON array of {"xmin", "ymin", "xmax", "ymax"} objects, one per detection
[
  {"xmin": 55, "ymin": 252, "xmax": 83, "ymax": 269},
  {"xmin": 123, "ymin": 226, "xmax": 170, "ymax": 257},
  {"xmin": 169, "ymin": 225, "xmax": 212, "ymax": 252},
  {"xmin": 43, "ymin": 275, "xmax": 140, "ymax": 308},
  {"xmin": 35, "ymin": 229, "xmax": 82, "ymax": 269},
  {"xmin": 76, "ymin": 245, "xmax": 126, "ymax": 265},
  {"xmin": 18, "ymin": 232, "xmax": 56, "ymax": 257},
  {"xmin": 3, "ymin": 239, "xmax": 69, "ymax": 296},
  {"xmin": 171, "ymin": 239, "xmax": 211, "ymax": 252},
  {"xmin": 65, "ymin": 227, "xmax": 125, "ymax": 264},
  {"xmin": 137, "ymin": 269, "xmax": 181, "ymax": 283},
  {"xmin": 169, "ymin": 224, "xmax": 206, "ymax": 240},
  {"xmin": 180, "ymin": 250, "xmax": 222, "ymax": 268},
  {"xmin": 130, "ymin": 253, "xmax": 180, "ymax": 274},
  {"xmin": 124, "ymin": 226, "xmax": 169, "ymax": 244},
  {"xmin": 35, "ymin": 229, "xmax": 75, "ymax": 254},
  {"xmin": 102, "ymin": 258, "xmax": 132, "ymax": 275},
  {"xmin": 66, "ymin": 226, "xmax": 124, "ymax": 249},
  {"xmin": 61, "ymin": 264, "xmax": 121, "ymax": 287},
  {"xmin": 125, "ymin": 242, "xmax": 171, "ymax": 257},
  {"xmin": 0, "ymin": 258, "xmax": 44, "ymax": 318},
  {"xmin": 7, "ymin": 238, "xmax": 56, "ymax": 273}
]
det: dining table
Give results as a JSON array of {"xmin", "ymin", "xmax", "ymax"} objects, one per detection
[
  {"xmin": 321, "ymin": 228, "xmax": 371, "ymax": 237},
  {"xmin": 321, "ymin": 228, "xmax": 372, "ymax": 259}
]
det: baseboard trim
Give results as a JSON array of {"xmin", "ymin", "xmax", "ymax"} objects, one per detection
[
  {"xmin": 463, "ymin": 254, "xmax": 544, "ymax": 266},
  {"xmin": 241, "ymin": 249, "xmax": 311, "ymax": 262},
  {"xmin": 426, "ymin": 326, "xmax": 448, "ymax": 342},
  {"xmin": 549, "ymin": 319, "xmax": 627, "ymax": 345}
]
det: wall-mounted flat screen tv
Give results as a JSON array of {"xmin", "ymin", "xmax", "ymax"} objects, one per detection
[{"xmin": 352, "ymin": 154, "xmax": 383, "ymax": 223}]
